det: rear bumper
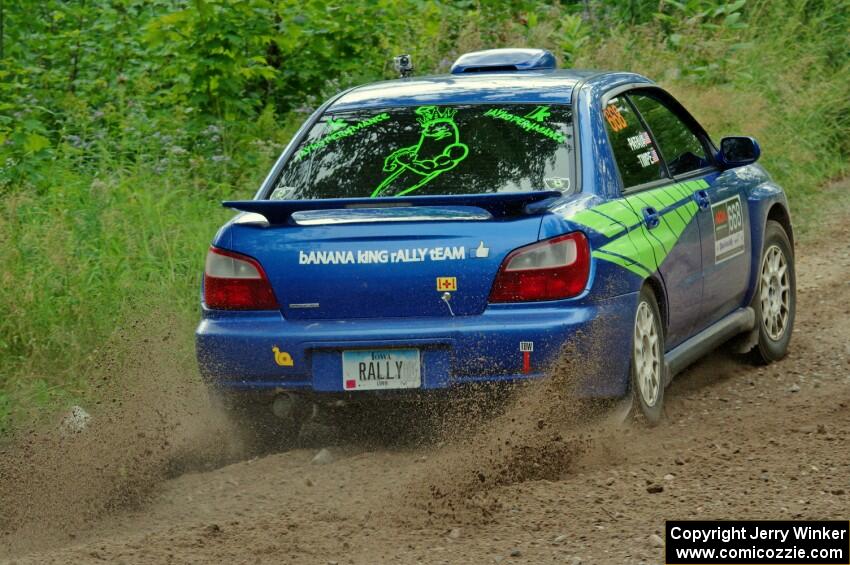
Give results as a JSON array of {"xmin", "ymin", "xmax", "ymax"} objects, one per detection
[{"xmin": 195, "ymin": 293, "xmax": 636, "ymax": 398}]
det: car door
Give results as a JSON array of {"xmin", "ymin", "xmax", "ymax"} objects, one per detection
[
  {"xmin": 627, "ymin": 91, "xmax": 751, "ymax": 331},
  {"xmin": 601, "ymin": 95, "xmax": 704, "ymax": 348}
]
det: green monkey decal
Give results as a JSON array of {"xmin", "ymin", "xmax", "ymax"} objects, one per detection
[{"xmin": 371, "ymin": 106, "xmax": 469, "ymax": 198}]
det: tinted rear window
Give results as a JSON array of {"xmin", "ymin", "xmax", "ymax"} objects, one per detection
[{"xmin": 270, "ymin": 104, "xmax": 574, "ymax": 199}]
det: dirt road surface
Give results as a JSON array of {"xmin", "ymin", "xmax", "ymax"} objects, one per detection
[{"xmin": 2, "ymin": 185, "xmax": 848, "ymax": 564}]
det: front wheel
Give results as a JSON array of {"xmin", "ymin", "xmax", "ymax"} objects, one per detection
[
  {"xmin": 629, "ymin": 286, "xmax": 667, "ymax": 425},
  {"xmin": 750, "ymin": 220, "xmax": 796, "ymax": 363}
]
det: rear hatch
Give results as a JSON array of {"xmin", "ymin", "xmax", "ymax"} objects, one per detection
[{"xmin": 225, "ymin": 195, "xmax": 554, "ymax": 319}]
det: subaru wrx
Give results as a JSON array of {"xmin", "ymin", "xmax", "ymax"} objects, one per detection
[{"xmin": 196, "ymin": 48, "xmax": 796, "ymax": 440}]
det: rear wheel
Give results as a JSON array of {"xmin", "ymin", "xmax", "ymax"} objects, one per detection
[
  {"xmin": 750, "ymin": 220, "xmax": 796, "ymax": 363},
  {"xmin": 629, "ymin": 286, "xmax": 666, "ymax": 425}
]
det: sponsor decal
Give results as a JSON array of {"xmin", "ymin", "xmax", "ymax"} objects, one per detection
[
  {"xmin": 436, "ymin": 277, "xmax": 457, "ymax": 291},
  {"xmin": 483, "ymin": 107, "xmax": 567, "ymax": 143},
  {"xmin": 472, "ymin": 241, "xmax": 490, "ymax": 258},
  {"xmin": 712, "ymin": 195, "xmax": 746, "ymax": 263},
  {"xmin": 298, "ymin": 245, "xmax": 467, "ymax": 265},
  {"xmin": 326, "ymin": 117, "xmax": 348, "ymax": 131},
  {"xmin": 567, "ymin": 179, "xmax": 710, "ymax": 277},
  {"xmin": 524, "ymin": 105, "xmax": 552, "ymax": 123},
  {"xmin": 298, "ymin": 112, "xmax": 391, "ymax": 159},
  {"xmin": 272, "ymin": 346, "xmax": 294, "ymax": 367}
]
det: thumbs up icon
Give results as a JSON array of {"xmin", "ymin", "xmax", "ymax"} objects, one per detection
[{"xmin": 473, "ymin": 241, "xmax": 490, "ymax": 258}]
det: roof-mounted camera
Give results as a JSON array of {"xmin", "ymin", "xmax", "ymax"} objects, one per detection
[{"xmin": 393, "ymin": 54, "xmax": 414, "ymax": 78}]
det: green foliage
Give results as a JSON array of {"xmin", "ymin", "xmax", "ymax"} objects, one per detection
[
  {"xmin": 0, "ymin": 0, "xmax": 848, "ymax": 431},
  {"xmin": 144, "ymin": 0, "xmax": 278, "ymax": 116}
]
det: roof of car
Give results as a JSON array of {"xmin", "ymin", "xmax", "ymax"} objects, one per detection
[{"xmin": 329, "ymin": 69, "xmax": 608, "ymax": 111}]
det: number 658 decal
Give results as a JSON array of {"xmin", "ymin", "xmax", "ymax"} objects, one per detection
[{"xmin": 712, "ymin": 195, "xmax": 746, "ymax": 263}]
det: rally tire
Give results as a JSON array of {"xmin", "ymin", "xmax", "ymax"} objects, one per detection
[
  {"xmin": 630, "ymin": 286, "xmax": 666, "ymax": 425},
  {"xmin": 750, "ymin": 220, "xmax": 796, "ymax": 364}
]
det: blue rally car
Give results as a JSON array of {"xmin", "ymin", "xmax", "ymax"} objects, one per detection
[{"xmin": 196, "ymin": 48, "xmax": 796, "ymax": 437}]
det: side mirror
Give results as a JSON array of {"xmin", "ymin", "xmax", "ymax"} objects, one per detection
[{"xmin": 718, "ymin": 136, "xmax": 760, "ymax": 168}]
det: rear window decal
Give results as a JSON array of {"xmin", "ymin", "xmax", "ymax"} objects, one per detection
[
  {"xmin": 371, "ymin": 106, "xmax": 469, "ymax": 198},
  {"xmin": 327, "ymin": 117, "xmax": 349, "ymax": 130},
  {"xmin": 298, "ymin": 112, "xmax": 391, "ymax": 160},
  {"xmin": 604, "ymin": 104, "xmax": 628, "ymax": 132},
  {"xmin": 277, "ymin": 104, "xmax": 574, "ymax": 199},
  {"xmin": 483, "ymin": 107, "xmax": 566, "ymax": 143},
  {"xmin": 544, "ymin": 177, "xmax": 570, "ymax": 190},
  {"xmin": 524, "ymin": 106, "xmax": 552, "ymax": 123},
  {"xmin": 627, "ymin": 131, "xmax": 652, "ymax": 150},
  {"xmin": 637, "ymin": 148, "xmax": 660, "ymax": 168},
  {"xmin": 269, "ymin": 185, "xmax": 297, "ymax": 200},
  {"xmin": 712, "ymin": 195, "xmax": 746, "ymax": 263}
]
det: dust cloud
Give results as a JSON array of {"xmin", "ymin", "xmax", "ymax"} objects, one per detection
[
  {"xmin": 401, "ymin": 325, "xmax": 626, "ymax": 525},
  {"xmin": 0, "ymin": 315, "xmax": 631, "ymax": 556},
  {"xmin": 0, "ymin": 313, "xmax": 243, "ymax": 555}
]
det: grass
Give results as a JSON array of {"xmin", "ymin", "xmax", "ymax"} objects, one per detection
[{"xmin": 0, "ymin": 166, "xmax": 232, "ymax": 429}]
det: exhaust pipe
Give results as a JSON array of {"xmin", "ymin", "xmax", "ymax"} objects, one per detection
[
  {"xmin": 271, "ymin": 393, "xmax": 298, "ymax": 420},
  {"xmin": 271, "ymin": 392, "xmax": 314, "ymax": 422}
]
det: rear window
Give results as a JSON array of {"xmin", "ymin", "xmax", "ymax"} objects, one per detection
[{"xmin": 270, "ymin": 104, "xmax": 574, "ymax": 199}]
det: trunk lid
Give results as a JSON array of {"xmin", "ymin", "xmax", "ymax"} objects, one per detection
[{"xmin": 224, "ymin": 194, "xmax": 557, "ymax": 320}]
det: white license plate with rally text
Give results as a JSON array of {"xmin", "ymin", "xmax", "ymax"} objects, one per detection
[{"xmin": 342, "ymin": 349, "xmax": 421, "ymax": 391}]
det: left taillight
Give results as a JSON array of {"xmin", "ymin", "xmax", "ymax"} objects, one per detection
[
  {"xmin": 489, "ymin": 232, "xmax": 590, "ymax": 303},
  {"xmin": 203, "ymin": 247, "xmax": 279, "ymax": 310}
]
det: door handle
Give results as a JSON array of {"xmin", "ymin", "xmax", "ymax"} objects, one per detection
[
  {"xmin": 642, "ymin": 206, "xmax": 660, "ymax": 229},
  {"xmin": 694, "ymin": 189, "xmax": 710, "ymax": 210}
]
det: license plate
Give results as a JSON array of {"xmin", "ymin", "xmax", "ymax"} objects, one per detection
[{"xmin": 342, "ymin": 349, "xmax": 421, "ymax": 391}]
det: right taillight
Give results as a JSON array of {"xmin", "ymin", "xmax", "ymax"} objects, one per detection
[
  {"xmin": 203, "ymin": 247, "xmax": 279, "ymax": 310},
  {"xmin": 489, "ymin": 232, "xmax": 590, "ymax": 302}
]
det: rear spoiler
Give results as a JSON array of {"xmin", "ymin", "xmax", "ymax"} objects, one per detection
[{"xmin": 223, "ymin": 191, "xmax": 562, "ymax": 224}]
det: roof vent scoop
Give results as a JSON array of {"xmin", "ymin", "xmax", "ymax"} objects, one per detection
[{"xmin": 450, "ymin": 48, "xmax": 556, "ymax": 74}]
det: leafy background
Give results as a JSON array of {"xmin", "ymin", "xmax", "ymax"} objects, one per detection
[{"xmin": 0, "ymin": 0, "xmax": 848, "ymax": 430}]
